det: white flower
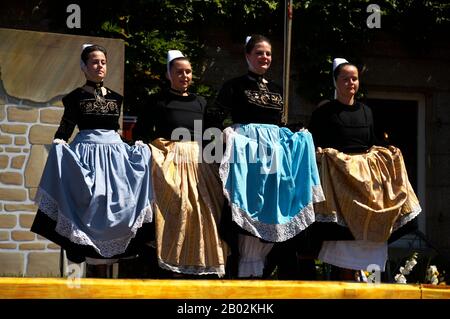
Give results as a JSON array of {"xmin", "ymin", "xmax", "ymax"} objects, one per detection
[
  {"xmin": 405, "ymin": 259, "xmax": 417, "ymax": 272},
  {"xmin": 430, "ymin": 276, "xmax": 439, "ymax": 285},
  {"xmin": 394, "ymin": 253, "xmax": 419, "ymax": 283},
  {"xmin": 399, "ymin": 266, "xmax": 409, "ymax": 275},
  {"xmin": 395, "ymin": 274, "xmax": 407, "ymax": 284},
  {"xmin": 428, "ymin": 265, "xmax": 438, "ymax": 274},
  {"xmin": 426, "ymin": 265, "xmax": 440, "ymax": 285}
]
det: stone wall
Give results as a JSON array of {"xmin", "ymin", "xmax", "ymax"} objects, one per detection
[
  {"xmin": 0, "ymin": 90, "xmax": 62, "ymax": 276},
  {"xmin": 0, "ymin": 28, "xmax": 124, "ymax": 277}
]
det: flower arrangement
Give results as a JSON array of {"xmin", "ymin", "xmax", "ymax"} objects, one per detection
[
  {"xmin": 394, "ymin": 252, "xmax": 447, "ymax": 285},
  {"xmin": 425, "ymin": 265, "xmax": 439, "ymax": 285},
  {"xmin": 394, "ymin": 252, "xmax": 418, "ymax": 284}
]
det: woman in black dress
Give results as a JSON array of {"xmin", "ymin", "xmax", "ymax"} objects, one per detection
[
  {"xmin": 308, "ymin": 58, "xmax": 421, "ymax": 281},
  {"xmin": 133, "ymin": 50, "xmax": 228, "ymax": 278},
  {"xmin": 31, "ymin": 44, "xmax": 153, "ymax": 278}
]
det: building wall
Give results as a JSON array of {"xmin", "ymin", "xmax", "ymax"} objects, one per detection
[
  {"xmin": 360, "ymin": 37, "xmax": 450, "ymax": 256},
  {"xmin": 0, "ymin": 28, "xmax": 124, "ymax": 276}
]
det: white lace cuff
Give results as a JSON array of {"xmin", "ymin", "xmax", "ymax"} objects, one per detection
[
  {"xmin": 53, "ymin": 138, "xmax": 67, "ymax": 145},
  {"xmin": 135, "ymin": 140, "xmax": 146, "ymax": 147}
]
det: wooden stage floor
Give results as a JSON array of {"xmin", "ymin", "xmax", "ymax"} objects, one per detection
[{"xmin": 0, "ymin": 277, "xmax": 449, "ymax": 299}]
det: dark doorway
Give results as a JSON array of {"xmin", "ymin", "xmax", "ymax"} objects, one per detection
[{"xmin": 365, "ymin": 98, "xmax": 418, "ymax": 192}]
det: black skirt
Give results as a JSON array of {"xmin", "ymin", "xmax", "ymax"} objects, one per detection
[{"xmin": 31, "ymin": 209, "xmax": 154, "ymax": 263}]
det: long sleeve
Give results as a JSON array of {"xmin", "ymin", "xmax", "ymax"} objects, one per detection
[
  {"xmin": 207, "ymin": 82, "xmax": 234, "ymax": 130},
  {"xmin": 308, "ymin": 107, "xmax": 326, "ymax": 148},
  {"xmin": 365, "ymin": 105, "xmax": 386, "ymax": 147},
  {"xmin": 132, "ymin": 95, "xmax": 157, "ymax": 143},
  {"xmin": 212, "ymin": 73, "xmax": 283, "ymax": 127},
  {"xmin": 54, "ymin": 95, "xmax": 77, "ymax": 141},
  {"xmin": 308, "ymin": 100, "xmax": 376, "ymax": 152}
]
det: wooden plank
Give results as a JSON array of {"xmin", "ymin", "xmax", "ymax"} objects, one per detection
[
  {"xmin": 421, "ymin": 284, "xmax": 450, "ymax": 299},
  {"xmin": 0, "ymin": 278, "xmax": 436, "ymax": 299}
]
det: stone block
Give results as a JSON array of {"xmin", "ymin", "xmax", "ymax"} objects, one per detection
[
  {"xmin": 0, "ymin": 252, "xmax": 24, "ymax": 276},
  {"xmin": 19, "ymin": 214, "xmax": 36, "ymax": 228},
  {"xmin": 7, "ymin": 106, "xmax": 38, "ymax": 123},
  {"xmin": 29, "ymin": 125, "xmax": 57, "ymax": 145},
  {"xmin": 14, "ymin": 136, "xmax": 27, "ymax": 146},
  {"xmin": 0, "ymin": 135, "xmax": 12, "ymax": 145},
  {"xmin": 47, "ymin": 243, "xmax": 60, "ymax": 250},
  {"xmin": 0, "ymin": 214, "xmax": 17, "ymax": 228},
  {"xmin": 5, "ymin": 204, "xmax": 36, "ymax": 212},
  {"xmin": 10, "ymin": 155, "xmax": 26, "ymax": 169},
  {"xmin": 19, "ymin": 243, "xmax": 46, "ymax": 250},
  {"xmin": 0, "ymin": 231, "xmax": 9, "ymax": 241},
  {"xmin": 0, "ymin": 105, "xmax": 5, "ymax": 121},
  {"xmin": 0, "ymin": 188, "xmax": 27, "ymax": 201},
  {"xmin": 25, "ymin": 145, "xmax": 49, "ymax": 188},
  {"xmin": 28, "ymin": 188, "xmax": 37, "ymax": 201},
  {"xmin": 26, "ymin": 252, "xmax": 60, "ymax": 277},
  {"xmin": 11, "ymin": 230, "xmax": 35, "ymax": 241},
  {"xmin": 5, "ymin": 147, "xmax": 21, "ymax": 153},
  {"xmin": 0, "ymin": 155, "xmax": 8, "ymax": 169},
  {"xmin": 0, "ymin": 172, "xmax": 23, "ymax": 185},
  {"xmin": 0, "ymin": 243, "xmax": 16, "ymax": 249},
  {"xmin": 0, "ymin": 124, "xmax": 28, "ymax": 134},
  {"xmin": 40, "ymin": 108, "xmax": 63, "ymax": 124}
]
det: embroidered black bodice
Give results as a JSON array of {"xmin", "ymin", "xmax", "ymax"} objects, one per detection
[
  {"xmin": 54, "ymin": 87, "xmax": 123, "ymax": 141},
  {"xmin": 212, "ymin": 71, "xmax": 284, "ymax": 128},
  {"xmin": 132, "ymin": 89, "xmax": 207, "ymax": 143}
]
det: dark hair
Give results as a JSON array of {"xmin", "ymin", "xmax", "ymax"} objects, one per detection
[
  {"xmin": 81, "ymin": 44, "xmax": 107, "ymax": 64},
  {"xmin": 168, "ymin": 56, "xmax": 190, "ymax": 71},
  {"xmin": 333, "ymin": 62, "xmax": 358, "ymax": 81},
  {"xmin": 245, "ymin": 34, "xmax": 271, "ymax": 54}
]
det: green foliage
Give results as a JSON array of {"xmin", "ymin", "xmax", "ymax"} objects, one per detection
[
  {"xmin": 292, "ymin": 0, "xmax": 450, "ymax": 104},
  {"xmin": 96, "ymin": 0, "xmax": 448, "ymax": 113},
  {"xmin": 95, "ymin": 0, "xmax": 284, "ymax": 114},
  {"xmin": 3, "ymin": 1, "xmax": 446, "ymax": 113}
]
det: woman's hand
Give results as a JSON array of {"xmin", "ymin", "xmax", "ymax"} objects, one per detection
[
  {"xmin": 135, "ymin": 140, "xmax": 146, "ymax": 147},
  {"xmin": 53, "ymin": 138, "xmax": 67, "ymax": 145}
]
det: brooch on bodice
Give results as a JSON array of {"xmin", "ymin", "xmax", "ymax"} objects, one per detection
[
  {"xmin": 81, "ymin": 99, "xmax": 119, "ymax": 115},
  {"xmin": 244, "ymin": 90, "xmax": 283, "ymax": 110}
]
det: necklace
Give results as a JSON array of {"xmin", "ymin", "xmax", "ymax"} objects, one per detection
[
  {"xmin": 169, "ymin": 87, "xmax": 188, "ymax": 96},
  {"xmin": 85, "ymin": 80, "xmax": 105, "ymax": 103}
]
